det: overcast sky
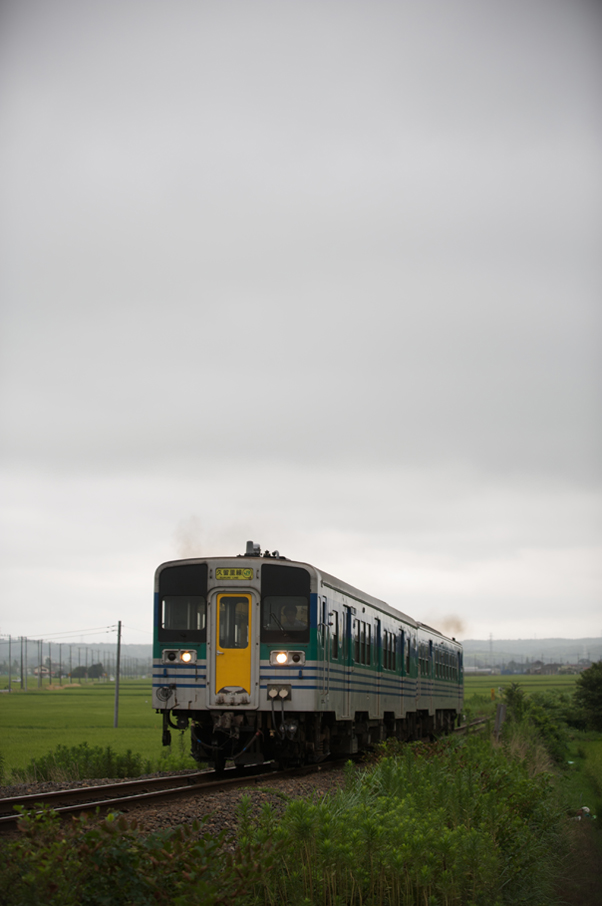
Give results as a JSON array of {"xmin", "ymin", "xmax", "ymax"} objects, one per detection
[{"xmin": 1, "ymin": 0, "xmax": 600, "ymax": 647}]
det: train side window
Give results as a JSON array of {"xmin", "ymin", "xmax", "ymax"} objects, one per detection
[
  {"xmin": 366, "ymin": 624, "xmax": 371, "ymax": 666},
  {"xmin": 406, "ymin": 637, "xmax": 411, "ymax": 674},
  {"xmin": 384, "ymin": 629, "xmax": 394, "ymax": 671},
  {"xmin": 353, "ymin": 620, "xmax": 360, "ymax": 662},
  {"xmin": 392, "ymin": 632, "xmax": 396, "ymax": 671}
]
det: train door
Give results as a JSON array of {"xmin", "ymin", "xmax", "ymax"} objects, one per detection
[
  {"xmin": 374, "ymin": 618, "xmax": 381, "ymax": 718},
  {"xmin": 428, "ymin": 639, "xmax": 434, "ymax": 715},
  {"xmin": 342, "ymin": 605, "xmax": 353, "ymax": 719},
  {"xmin": 209, "ymin": 592, "xmax": 258, "ymax": 708},
  {"xmin": 319, "ymin": 595, "xmax": 330, "ymax": 702},
  {"xmin": 416, "ymin": 638, "xmax": 422, "ymax": 701}
]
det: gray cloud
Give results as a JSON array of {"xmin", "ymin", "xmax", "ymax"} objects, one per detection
[{"xmin": 1, "ymin": 0, "xmax": 600, "ymax": 641}]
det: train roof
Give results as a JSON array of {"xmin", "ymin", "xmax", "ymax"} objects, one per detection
[{"xmin": 156, "ymin": 546, "xmax": 462, "ymax": 648}]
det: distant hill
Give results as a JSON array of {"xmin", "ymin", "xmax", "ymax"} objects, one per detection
[
  {"xmin": 460, "ymin": 637, "xmax": 602, "ymax": 667},
  {"xmin": 5, "ymin": 638, "xmax": 601, "ymax": 673}
]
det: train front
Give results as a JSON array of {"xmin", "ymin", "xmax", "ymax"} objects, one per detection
[{"xmin": 152, "ymin": 542, "xmax": 316, "ymax": 770}]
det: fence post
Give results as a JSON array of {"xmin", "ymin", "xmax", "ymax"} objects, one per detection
[
  {"xmin": 114, "ymin": 621, "xmax": 122, "ymax": 728},
  {"xmin": 494, "ymin": 703, "xmax": 507, "ymax": 741}
]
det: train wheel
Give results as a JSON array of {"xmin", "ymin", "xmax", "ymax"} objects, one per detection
[{"xmin": 212, "ymin": 749, "xmax": 227, "ymax": 774}]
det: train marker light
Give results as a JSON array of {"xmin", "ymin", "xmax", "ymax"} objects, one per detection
[
  {"xmin": 180, "ymin": 651, "xmax": 193, "ymax": 663},
  {"xmin": 269, "ymin": 650, "xmax": 306, "ymax": 666}
]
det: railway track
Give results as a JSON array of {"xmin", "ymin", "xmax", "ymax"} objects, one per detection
[
  {"xmin": 0, "ymin": 762, "xmax": 336, "ymax": 831},
  {"xmin": 0, "ymin": 722, "xmax": 488, "ymax": 831}
]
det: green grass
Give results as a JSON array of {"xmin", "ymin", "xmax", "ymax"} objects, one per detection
[
  {"xmin": 465, "ymin": 673, "xmax": 580, "ymax": 696},
  {"xmin": 0, "ymin": 680, "xmax": 195, "ymax": 780},
  {"xmin": 0, "ymin": 673, "xmax": 584, "ymax": 782},
  {"xmin": 562, "ymin": 733, "xmax": 602, "ymax": 819},
  {"xmin": 463, "ymin": 674, "xmax": 580, "ymax": 721}
]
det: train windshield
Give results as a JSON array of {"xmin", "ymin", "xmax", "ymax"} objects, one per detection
[
  {"xmin": 261, "ymin": 596, "xmax": 309, "ymax": 640},
  {"xmin": 260, "ymin": 563, "xmax": 311, "ymax": 642},
  {"xmin": 158, "ymin": 562, "xmax": 208, "ymax": 642},
  {"xmin": 162, "ymin": 596, "xmax": 206, "ymax": 632}
]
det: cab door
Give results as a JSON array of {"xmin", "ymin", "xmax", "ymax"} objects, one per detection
[{"xmin": 211, "ymin": 593, "xmax": 256, "ymax": 706}]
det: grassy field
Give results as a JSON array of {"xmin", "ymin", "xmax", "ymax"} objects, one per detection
[
  {"xmin": 0, "ymin": 679, "xmax": 196, "ymax": 779},
  {"xmin": 0, "ymin": 672, "xmax": 583, "ymax": 780},
  {"xmin": 464, "ymin": 673, "xmax": 580, "ymax": 696}
]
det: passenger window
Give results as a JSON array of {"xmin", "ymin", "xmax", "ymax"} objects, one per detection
[{"xmin": 354, "ymin": 620, "xmax": 360, "ymax": 662}]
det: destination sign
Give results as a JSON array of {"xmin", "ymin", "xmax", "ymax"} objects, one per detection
[{"xmin": 215, "ymin": 567, "xmax": 254, "ymax": 581}]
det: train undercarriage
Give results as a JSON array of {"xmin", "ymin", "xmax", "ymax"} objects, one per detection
[{"xmin": 161, "ymin": 707, "xmax": 460, "ymax": 771}]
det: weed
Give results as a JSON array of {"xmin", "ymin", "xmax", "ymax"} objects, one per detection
[
  {"xmin": 0, "ymin": 806, "xmax": 276, "ymax": 906},
  {"xmin": 243, "ymin": 733, "xmax": 562, "ymax": 905},
  {"xmin": 11, "ymin": 742, "xmax": 153, "ymax": 783}
]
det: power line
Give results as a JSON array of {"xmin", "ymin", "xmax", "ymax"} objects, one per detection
[{"xmin": 0, "ymin": 625, "xmax": 117, "ymax": 642}]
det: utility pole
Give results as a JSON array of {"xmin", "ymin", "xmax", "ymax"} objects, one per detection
[
  {"xmin": 8, "ymin": 636, "xmax": 11, "ymax": 693},
  {"xmin": 114, "ymin": 621, "xmax": 122, "ymax": 728},
  {"xmin": 23, "ymin": 636, "xmax": 27, "ymax": 691}
]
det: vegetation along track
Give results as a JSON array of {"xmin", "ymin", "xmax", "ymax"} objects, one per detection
[
  {"xmin": 0, "ymin": 721, "xmax": 486, "ymax": 831},
  {"xmin": 0, "ymin": 761, "xmax": 345, "ymax": 830}
]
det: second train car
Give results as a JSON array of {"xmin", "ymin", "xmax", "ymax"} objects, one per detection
[{"xmin": 152, "ymin": 542, "xmax": 463, "ymax": 769}]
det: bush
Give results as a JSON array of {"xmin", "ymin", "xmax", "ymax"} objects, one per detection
[
  {"xmin": 0, "ymin": 808, "xmax": 274, "ymax": 906},
  {"xmin": 11, "ymin": 742, "xmax": 154, "ymax": 783},
  {"xmin": 241, "ymin": 734, "xmax": 563, "ymax": 905},
  {"xmin": 502, "ymin": 683, "xmax": 569, "ymax": 763},
  {"xmin": 573, "ymin": 661, "xmax": 602, "ymax": 731}
]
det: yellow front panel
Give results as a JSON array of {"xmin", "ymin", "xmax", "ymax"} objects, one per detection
[{"xmin": 216, "ymin": 594, "xmax": 251, "ymax": 693}]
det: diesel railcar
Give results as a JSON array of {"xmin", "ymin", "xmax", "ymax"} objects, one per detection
[{"xmin": 152, "ymin": 542, "xmax": 463, "ymax": 769}]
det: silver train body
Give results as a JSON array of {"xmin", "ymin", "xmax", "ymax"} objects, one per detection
[{"xmin": 152, "ymin": 543, "xmax": 464, "ymax": 768}]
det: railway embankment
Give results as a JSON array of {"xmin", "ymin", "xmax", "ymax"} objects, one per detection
[
  {"xmin": 2, "ymin": 674, "xmax": 602, "ymax": 905},
  {"xmin": 2, "ymin": 727, "xmax": 597, "ymax": 905}
]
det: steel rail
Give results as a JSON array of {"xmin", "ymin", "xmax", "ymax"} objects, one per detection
[
  {"xmin": 0, "ymin": 762, "xmax": 337, "ymax": 830},
  {"xmin": 0, "ymin": 725, "xmax": 488, "ymax": 831}
]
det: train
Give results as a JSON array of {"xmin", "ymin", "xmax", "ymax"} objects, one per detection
[{"xmin": 152, "ymin": 542, "xmax": 464, "ymax": 770}]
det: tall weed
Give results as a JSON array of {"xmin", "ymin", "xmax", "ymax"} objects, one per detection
[
  {"xmin": 0, "ymin": 807, "xmax": 274, "ymax": 906},
  {"xmin": 11, "ymin": 742, "xmax": 153, "ymax": 783},
  {"xmin": 244, "ymin": 734, "xmax": 562, "ymax": 906},
  {"xmin": 9, "ymin": 730, "xmax": 200, "ymax": 784}
]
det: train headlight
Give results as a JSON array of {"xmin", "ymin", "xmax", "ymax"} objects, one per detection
[
  {"xmin": 269, "ymin": 650, "xmax": 306, "ymax": 666},
  {"xmin": 161, "ymin": 649, "xmax": 197, "ymax": 664}
]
